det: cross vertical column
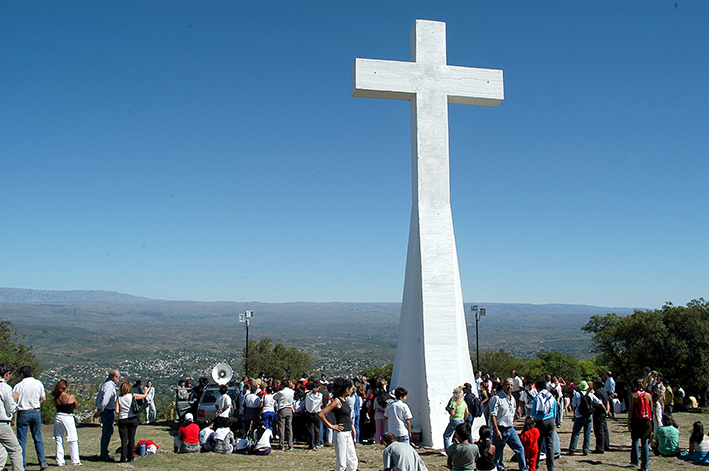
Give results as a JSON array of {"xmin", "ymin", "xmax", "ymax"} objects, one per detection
[{"xmin": 352, "ymin": 19, "xmax": 503, "ymax": 448}]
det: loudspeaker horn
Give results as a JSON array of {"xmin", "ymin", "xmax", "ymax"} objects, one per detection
[{"xmin": 211, "ymin": 363, "xmax": 233, "ymax": 385}]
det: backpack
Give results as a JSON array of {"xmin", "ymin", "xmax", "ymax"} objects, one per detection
[
  {"xmin": 577, "ymin": 391, "xmax": 593, "ymax": 417},
  {"xmin": 634, "ymin": 391, "xmax": 652, "ymax": 420},
  {"xmin": 470, "ymin": 395, "xmax": 484, "ymax": 418}
]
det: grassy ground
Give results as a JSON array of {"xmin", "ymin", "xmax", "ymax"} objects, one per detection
[{"xmin": 13, "ymin": 409, "xmax": 707, "ymax": 470}]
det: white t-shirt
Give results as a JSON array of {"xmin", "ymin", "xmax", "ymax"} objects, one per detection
[
  {"xmin": 262, "ymin": 394, "xmax": 275, "ymax": 413},
  {"xmin": 244, "ymin": 393, "xmax": 261, "ymax": 409},
  {"xmin": 199, "ymin": 427, "xmax": 215, "ymax": 445},
  {"xmin": 384, "ymin": 400, "xmax": 413, "ymax": 437},
  {"xmin": 215, "ymin": 393, "xmax": 232, "ymax": 418},
  {"xmin": 254, "ymin": 428, "xmax": 273, "ymax": 449},
  {"xmin": 13, "ymin": 377, "xmax": 45, "ymax": 411}
]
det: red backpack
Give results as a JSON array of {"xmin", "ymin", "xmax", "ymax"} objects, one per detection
[{"xmin": 634, "ymin": 391, "xmax": 652, "ymax": 419}]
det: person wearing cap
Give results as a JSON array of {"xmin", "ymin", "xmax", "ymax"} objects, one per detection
[
  {"xmin": 462, "ymin": 383, "xmax": 477, "ymax": 429},
  {"xmin": 568, "ymin": 380, "xmax": 603, "ymax": 456},
  {"xmin": 174, "ymin": 413, "xmax": 200, "ymax": 453}
]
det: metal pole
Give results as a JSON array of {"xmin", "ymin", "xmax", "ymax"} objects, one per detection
[
  {"xmin": 475, "ymin": 312, "xmax": 480, "ymax": 371},
  {"xmin": 245, "ymin": 318, "xmax": 250, "ymax": 377},
  {"xmin": 471, "ymin": 305, "xmax": 480, "ymax": 371}
]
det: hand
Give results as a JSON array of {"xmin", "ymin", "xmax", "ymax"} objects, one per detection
[
  {"xmin": 332, "ymin": 423, "xmax": 345, "ymax": 432},
  {"xmin": 495, "ymin": 429, "xmax": 502, "ymax": 440}
]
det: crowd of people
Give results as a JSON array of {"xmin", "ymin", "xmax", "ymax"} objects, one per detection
[{"xmin": 1, "ymin": 363, "xmax": 709, "ymax": 471}]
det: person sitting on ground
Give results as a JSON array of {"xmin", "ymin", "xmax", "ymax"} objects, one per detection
[
  {"xmin": 652, "ymin": 413, "xmax": 681, "ymax": 457},
  {"xmin": 251, "ymin": 418, "xmax": 273, "ymax": 455},
  {"xmin": 199, "ymin": 419, "xmax": 215, "ymax": 452},
  {"xmin": 173, "ymin": 413, "xmax": 200, "ymax": 453},
  {"xmin": 213, "ymin": 419, "xmax": 236, "ymax": 454},
  {"xmin": 446, "ymin": 422, "xmax": 479, "ymax": 471},
  {"xmin": 382, "ymin": 432, "xmax": 428, "ymax": 471},
  {"xmin": 680, "ymin": 421, "xmax": 709, "ymax": 463},
  {"xmin": 475, "ymin": 425, "xmax": 497, "ymax": 471}
]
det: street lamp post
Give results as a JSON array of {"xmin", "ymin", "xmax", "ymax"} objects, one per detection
[
  {"xmin": 470, "ymin": 305, "xmax": 486, "ymax": 371},
  {"xmin": 239, "ymin": 310, "xmax": 254, "ymax": 376}
]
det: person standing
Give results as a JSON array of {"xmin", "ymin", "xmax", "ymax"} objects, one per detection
[
  {"xmin": 305, "ymin": 381, "xmax": 324, "ymax": 449},
  {"xmin": 490, "ymin": 378, "xmax": 528, "ymax": 471},
  {"xmin": 214, "ymin": 384, "xmax": 232, "ymax": 429},
  {"xmin": 443, "ymin": 387, "xmax": 468, "ymax": 450},
  {"xmin": 144, "ymin": 380, "xmax": 156, "ymax": 424},
  {"xmin": 592, "ymin": 378, "xmax": 610, "ymax": 453},
  {"xmin": 95, "ymin": 369, "xmax": 120, "ymax": 462},
  {"xmin": 115, "ymin": 379, "xmax": 149, "ymax": 462},
  {"xmin": 274, "ymin": 379, "xmax": 295, "ymax": 450},
  {"xmin": 567, "ymin": 380, "xmax": 603, "ymax": 456},
  {"xmin": 12, "ymin": 366, "xmax": 48, "ymax": 470},
  {"xmin": 319, "ymin": 377, "xmax": 358, "ymax": 471},
  {"xmin": 628, "ymin": 378, "xmax": 653, "ymax": 471},
  {"xmin": 603, "ymin": 372, "xmax": 616, "ymax": 417},
  {"xmin": 512, "ymin": 371, "xmax": 524, "ymax": 416},
  {"xmin": 51, "ymin": 380, "xmax": 81, "ymax": 466},
  {"xmin": 384, "ymin": 387, "xmax": 413, "ymax": 443},
  {"xmin": 0, "ymin": 364, "xmax": 24, "ymax": 471},
  {"xmin": 531, "ymin": 379, "xmax": 556, "ymax": 471}
]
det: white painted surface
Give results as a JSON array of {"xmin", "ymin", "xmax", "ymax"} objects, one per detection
[{"xmin": 352, "ymin": 20, "xmax": 503, "ymax": 448}]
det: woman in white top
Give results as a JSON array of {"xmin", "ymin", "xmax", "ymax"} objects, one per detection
[
  {"xmin": 261, "ymin": 386, "xmax": 276, "ymax": 431},
  {"xmin": 251, "ymin": 418, "xmax": 273, "ymax": 455},
  {"xmin": 115, "ymin": 380, "xmax": 149, "ymax": 462},
  {"xmin": 681, "ymin": 421, "xmax": 709, "ymax": 463}
]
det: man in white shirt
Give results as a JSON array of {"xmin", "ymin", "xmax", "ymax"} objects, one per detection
[
  {"xmin": 0, "ymin": 364, "xmax": 23, "ymax": 471},
  {"xmin": 214, "ymin": 385, "xmax": 232, "ymax": 429},
  {"xmin": 273, "ymin": 380, "xmax": 295, "ymax": 450},
  {"xmin": 490, "ymin": 378, "xmax": 528, "ymax": 471},
  {"xmin": 12, "ymin": 366, "xmax": 47, "ymax": 470}
]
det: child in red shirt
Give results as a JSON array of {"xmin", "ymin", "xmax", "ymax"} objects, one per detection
[{"xmin": 519, "ymin": 415, "xmax": 540, "ymax": 471}]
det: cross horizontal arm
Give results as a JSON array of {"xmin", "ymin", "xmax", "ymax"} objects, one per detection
[
  {"xmin": 352, "ymin": 58, "xmax": 417, "ymax": 100},
  {"xmin": 352, "ymin": 58, "xmax": 504, "ymax": 106}
]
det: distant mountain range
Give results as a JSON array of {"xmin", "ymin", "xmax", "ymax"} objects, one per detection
[
  {"xmin": 0, "ymin": 287, "xmax": 641, "ymax": 374},
  {"xmin": 0, "ymin": 287, "xmax": 640, "ymax": 315}
]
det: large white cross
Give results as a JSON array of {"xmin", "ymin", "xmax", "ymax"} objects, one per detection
[{"xmin": 352, "ymin": 19, "xmax": 503, "ymax": 448}]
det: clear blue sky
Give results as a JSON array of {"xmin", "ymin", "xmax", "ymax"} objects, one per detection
[{"xmin": 2, "ymin": 1, "xmax": 707, "ymax": 308}]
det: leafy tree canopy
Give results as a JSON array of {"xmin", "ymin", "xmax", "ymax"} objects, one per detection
[
  {"xmin": 242, "ymin": 337, "xmax": 313, "ymax": 381},
  {"xmin": 0, "ymin": 321, "xmax": 40, "ymax": 384},
  {"xmin": 478, "ymin": 348, "xmax": 606, "ymax": 383},
  {"xmin": 360, "ymin": 363, "xmax": 393, "ymax": 384},
  {"xmin": 582, "ymin": 298, "xmax": 709, "ymax": 393}
]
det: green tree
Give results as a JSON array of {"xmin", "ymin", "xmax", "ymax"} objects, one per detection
[
  {"xmin": 360, "ymin": 363, "xmax": 393, "ymax": 384},
  {"xmin": 243, "ymin": 338, "xmax": 313, "ymax": 380},
  {"xmin": 0, "ymin": 321, "xmax": 40, "ymax": 378},
  {"xmin": 583, "ymin": 299, "xmax": 709, "ymax": 393},
  {"xmin": 478, "ymin": 349, "xmax": 526, "ymax": 378}
]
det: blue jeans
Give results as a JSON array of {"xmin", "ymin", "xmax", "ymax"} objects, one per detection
[
  {"xmin": 100, "ymin": 409, "xmax": 115, "ymax": 460},
  {"xmin": 16, "ymin": 409, "xmax": 46, "ymax": 466},
  {"xmin": 569, "ymin": 415, "xmax": 592, "ymax": 454},
  {"xmin": 631, "ymin": 437, "xmax": 650, "ymax": 470},
  {"xmin": 443, "ymin": 419, "xmax": 464, "ymax": 450},
  {"xmin": 492, "ymin": 426, "xmax": 528, "ymax": 471}
]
